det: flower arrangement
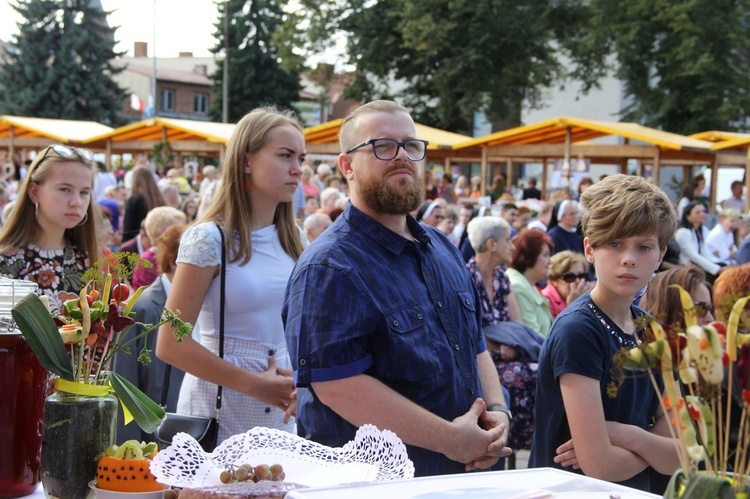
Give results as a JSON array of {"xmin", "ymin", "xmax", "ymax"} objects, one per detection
[
  {"xmin": 11, "ymin": 252, "xmax": 193, "ymax": 432},
  {"xmin": 612, "ymin": 285, "xmax": 750, "ymax": 498}
]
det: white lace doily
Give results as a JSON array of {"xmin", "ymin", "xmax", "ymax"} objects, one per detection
[{"xmin": 150, "ymin": 425, "xmax": 414, "ymax": 489}]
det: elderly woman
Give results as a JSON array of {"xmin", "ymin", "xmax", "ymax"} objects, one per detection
[
  {"xmin": 507, "ymin": 229, "xmax": 554, "ymax": 336},
  {"xmin": 465, "ymin": 216, "xmax": 540, "ymax": 451},
  {"xmin": 541, "ymin": 250, "xmax": 589, "ymax": 319}
]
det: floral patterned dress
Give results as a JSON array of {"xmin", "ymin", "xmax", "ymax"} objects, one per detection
[
  {"xmin": 0, "ymin": 242, "xmax": 88, "ymax": 315},
  {"xmin": 466, "ymin": 258, "xmax": 538, "ymax": 450}
]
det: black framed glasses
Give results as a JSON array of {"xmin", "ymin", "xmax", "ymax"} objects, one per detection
[
  {"xmin": 346, "ymin": 138, "xmax": 429, "ymax": 161},
  {"xmin": 694, "ymin": 301, "xmax": 714, "ymax": 318},
  {"xmin": 37, "ymin": 144, "xmax": 95, "ymax": 165},
  {"xmin": 561, "ymin": 272, "xmax": 587, "ymax": 283}
]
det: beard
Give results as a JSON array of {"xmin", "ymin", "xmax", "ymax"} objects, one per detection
[{"xmin": 357, "ymin": 163, "xmax": 425, "ymax": 215}]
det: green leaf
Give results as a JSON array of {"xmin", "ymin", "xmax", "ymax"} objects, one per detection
[
  {"xmin": 664, "ymin": 469, "xmax": 738, "ymax": 499},
  {"xmin": 11, "ymin": 294, "xmax": 74, "ymax": 380},
  {"xmin": 108, "ymin": 371, "xmax": 166, "ymax": 434}
]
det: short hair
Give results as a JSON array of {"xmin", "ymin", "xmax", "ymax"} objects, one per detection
[
  {"xmin": 528, "ymin": 177, "xmax": 537, "ymax": 187},
  {"xmin": 510, "ymin": 229, "xmax": 553, "ymax": 273},
  {"xmin": 640, "ymin": 266, "xmax": 711, "ymax": 326},
  {"xmin": 339, "ymin": 100, "xmax": 409, "ymax": 152},
  {"xmin": 713, "ymin": 263, "xmax": 750, "ymax": 319},
  {"xmin": 326, "ymin": 175, "xmax": 342, "ymax": 188},
  {"xmin": 156, "ymin": 224, "xmax": 187, "ymax": 274},
  {"xmin": 202, "ymin": 165, "xmax": 217, "ymax": 175},
  {"xmin": 580, "ymin": 174, "xmax": 676, "ymax": 250},
  {"xmin": 577, "ymin": 176, "xmax": 593, "ymax": 194},
  {"xmin": 316, "ymin": 163, "xmax": 332, "ymax": 175},
  {"xmin": 302, "ymin": 165, "xmax": 315, "ymax": 177},
  {"xmin": 444, "ymin": 208, "xmax": 458, "ymax": 222},
  {"xmin": 304, "ymin": 213, "xmax": 333, "ymax": 232},
  {"xmin": 501, "ymin": 202, "xmax": 518, "ymax": 213},
  {"xmin": 320, "ymin": 187, "xmax": 341, "ymax": 205},
  {"xmin": 718, "ymin": 208, "xmax": 741, "ymax": 220},
  {"xmin": 731, "ymin": 180, "xmax": 743, "ymax": 189},
  {"xmin": 467, "ymin": 216, "xmax": 510, "ymax": 253},
  {"xmin": 548, "ymin": 250, "xmax": 589, "ymax": 280},
  {"xmin": 143, "ymin": 206, "xmax": 186, "ymax": 243}
]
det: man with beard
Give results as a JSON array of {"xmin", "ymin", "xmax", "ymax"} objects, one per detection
[{"xmin": 282, "ymin": 100, "xmax": 512, "ymax": 476}]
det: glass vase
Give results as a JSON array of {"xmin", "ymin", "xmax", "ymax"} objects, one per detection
[
  {"xmin": 0, "ymin": 332, "xmax": 49, "ymax": 497},
  {"xmin": 40, "ymin": 390, "xmax": 118, "ymax": 499}
]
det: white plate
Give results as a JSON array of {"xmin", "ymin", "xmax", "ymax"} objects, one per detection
[
  {"xmin": 150, "ymin": 424, "xmax": 414, "ymax": 489},
  {"xmin": 88, "ymin": 481, "xmax": 165, "ymax": 499}
]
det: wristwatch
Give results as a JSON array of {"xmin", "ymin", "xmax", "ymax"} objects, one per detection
[{"xmin": 486, "ymin": 404, "xmax": 513, "ymax": 427}]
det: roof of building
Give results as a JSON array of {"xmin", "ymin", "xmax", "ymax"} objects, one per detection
[{"xmin": 111, "ymin": 61, "xmax": 212, "ymax": 86}]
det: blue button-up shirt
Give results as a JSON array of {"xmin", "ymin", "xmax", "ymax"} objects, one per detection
[{"xmin": 282, "ymin": 203, "xmax": 487, "ymax": 476}]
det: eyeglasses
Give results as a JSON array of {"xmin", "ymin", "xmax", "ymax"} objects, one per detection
[
  {"xmin": 346, "ymin": 138, "xmax": 430, "ymax": 161},
  {"xmin": 694, "ymin": 301, "xmax": 714, "ymax": 318},
  {"xmin": 36, "ymin": 144, "xmax": 95, "ymax": 166},
  {"xmin": 560, "ymin": 272, "xmax": 587, "ymax": 283}
]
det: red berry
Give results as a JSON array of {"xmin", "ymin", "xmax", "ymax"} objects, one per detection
[
  {"xmin": 711, "ymin": 321, "xmax": 727, "ymax": 336},
  {"xmin": 688, "ymin": 404, "xmax": 701, "ymax": 420},
  {"xmin": 112, "ymin": 284, "xmax": 130, "ymax": 302}
]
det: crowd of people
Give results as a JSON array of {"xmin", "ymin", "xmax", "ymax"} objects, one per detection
[{"xmin": 2, "ymin": 100, "xmax": 750, "ymax": 495}]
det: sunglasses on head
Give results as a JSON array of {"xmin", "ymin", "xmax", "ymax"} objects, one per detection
[
  {"xmin": 561, "ymin": 272, "xmax": 587, "ymax": 283},
  {"xmin": 36, "ymin": 144, "xmax": 95, "ymax": 166},
  {"xmin": 694, "ymin": 301, "xmax": 714, "ymax": 318}
]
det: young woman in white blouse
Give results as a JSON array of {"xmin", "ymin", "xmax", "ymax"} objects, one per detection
[{"xmin": 156, "ymin": 107, "xmax": 305, "ymax": 442}]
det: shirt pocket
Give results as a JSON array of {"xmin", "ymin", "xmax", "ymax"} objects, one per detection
[
  {"xmin": 457, "ymin": 290, "xmax": 479, "ymax": 350},
  {"xmin": 385, "ymin": 305, "xmax": 440, "ymax": 380}
]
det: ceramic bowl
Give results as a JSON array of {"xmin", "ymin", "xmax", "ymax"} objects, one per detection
[{"xmin": 89, "ymin": 481, "xmax": 166, "ymax": 499}]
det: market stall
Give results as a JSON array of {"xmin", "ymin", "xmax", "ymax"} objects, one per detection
[{"xmin": 452, "ymin": 117, "xmax": 716, "ymax": 199}]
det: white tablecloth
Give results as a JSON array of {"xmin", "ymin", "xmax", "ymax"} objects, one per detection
[
  {"xmin": 24, "ymin": 467, "xmax": 660, "ymax": 498},
  {"xmin": 286, "ymin": 468, "xmax": 659, "ymax": 499}
]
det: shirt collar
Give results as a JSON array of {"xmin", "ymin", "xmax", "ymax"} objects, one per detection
[{"xmin": 343, "ymin": 202, "xmax": 432, "ymax": 255}]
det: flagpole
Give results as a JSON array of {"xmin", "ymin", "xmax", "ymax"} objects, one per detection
[
  {"xmin": 151, "ymin": 0, "xmax": 157, "ymax": 118},
  {"xmin": 222, "ymin": 0, "xmax": 229, "ymax": 123}
]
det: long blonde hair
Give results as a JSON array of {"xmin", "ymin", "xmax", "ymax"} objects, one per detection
[
  {"xmin": 0, "ymin": 146, "xmax": 102, "ymax": 262},
  {"xmin": 198, "ymin": 107, "xmax": 304, "ymax": 264}
]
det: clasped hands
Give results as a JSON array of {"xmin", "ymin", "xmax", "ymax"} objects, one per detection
[{"xmin": 447, "ymin": 398, "xmax": 513, "ymax": 471}]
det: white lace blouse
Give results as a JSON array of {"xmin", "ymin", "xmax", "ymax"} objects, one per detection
[{"xmin": 176, "ymin": 222, "xmax": 296, "ymax": 344}]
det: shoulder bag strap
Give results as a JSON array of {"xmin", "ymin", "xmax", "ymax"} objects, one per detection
[
  {"xmin": 215, "ymin": 222, "xmax": 226, "ymax": 420},
  {"xmin": 159, "ymin": 224, "xmax": 226, "ymax": 422}
]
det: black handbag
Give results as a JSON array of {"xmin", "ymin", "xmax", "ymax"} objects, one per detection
[{"xmin": 154, "ymin": 223, "xmax": 227, "ymax": 452}]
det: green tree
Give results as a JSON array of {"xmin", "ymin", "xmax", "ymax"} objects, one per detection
[
  {"xmin": 287, "ymin": 0, "xmax": 605, "ymax": 134},
  {"xmin": 0, "ymin": 0, "xmax": 127, "ymax": 126},
  {"xmin": 210, "ymin": 0, "xmax": 303, "ymax": 123},
  {"xmin": 582, "ymin": 0, "xmax": 750, "ymax": 134}
]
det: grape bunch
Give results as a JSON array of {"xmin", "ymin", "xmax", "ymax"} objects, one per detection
[{"xmin": 220, "ymin": 463, "xmax": 286, "ymax": 484}]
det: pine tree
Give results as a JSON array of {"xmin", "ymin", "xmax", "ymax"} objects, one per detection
[
  {"xmin": 0, "ymin": 0, "xmax": 127, "ymax": 126},
  {"xmin": 210, "ymin": 0, "xmax": 302, "ymax": 123}
]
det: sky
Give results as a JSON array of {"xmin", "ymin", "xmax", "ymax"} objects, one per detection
[{"xmin": 0, "ymin": 0, "xmax": 220, "ymax": 58}]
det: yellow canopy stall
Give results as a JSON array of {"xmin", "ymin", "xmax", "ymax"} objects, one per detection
[
  {"xmin": 0, "ymin": 115, "xmax": 113, "ymax": 164},
  {"xmin": 453, "ymin": 117, "xmax": 715, "ymax": 198},
  {"xmin": 83, "ymin": 117, "xmax": 236, "ymax": 168}
]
